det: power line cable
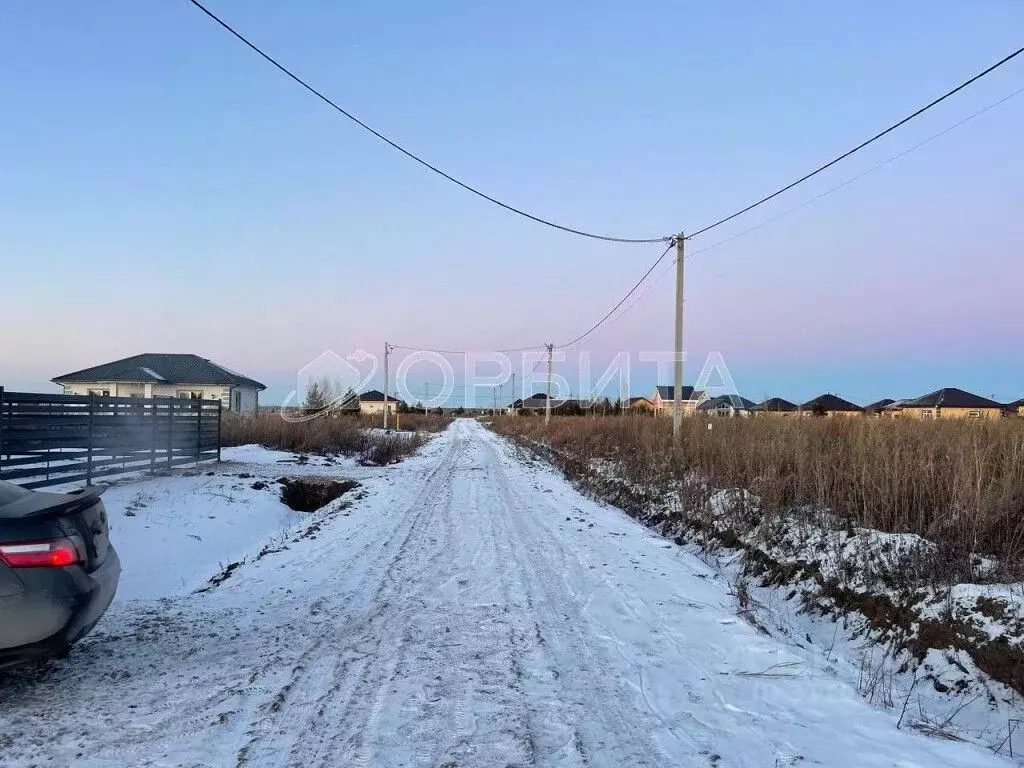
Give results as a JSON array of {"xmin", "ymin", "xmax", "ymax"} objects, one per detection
[
  {"xmin": 383, "ymin": 81, "xmax": 1023, "ymax": 360},
  {"xmin": 609, "ymin": 83, "xmax": 1024, "ymax": 325},
  {"xmin": 392, "ymin": 239, "xmax": 669, "ymax": 354},
  {"xmin": 390, "ymin": 342, "xmax": 545, "ymax": 355},
  {"xmin": 186, "ymin": 3, "xmax": 1018, "ymax": 246},
  {"xmin": 687, "ymin": 46, "xmax": 1024, "ymax": 239},
  {"xmin": 187, "ymin": 0, "xmax": 1022, "ymax": 350},
  {"xmin": 574, "ymin": 85, "xmax": 1022, "ymax": 338},
  {"xmin": 690, "ymin": 84, "xmax": 1024, "ymax": 258},
  {"xmin": 556, "ymin": 240, "xmax": 676, "ymax": 348},
  {"xmin": 186, "ymin": 0, "xmax": 668, "ymax": 245}
]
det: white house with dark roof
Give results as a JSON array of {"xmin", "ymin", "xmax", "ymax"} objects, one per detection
[
  {"xmin": 650, "ymin": 385, "xmax": 706, "ymax": 417},
  {"xmin": 52, "ymin": 353, "xmax": 266, "ymax": 413},
  {"xmin": 357, "ymin": 389, "xmax": 402, "ymax": 416},
  {"xmin": 893, "ymin": 388, "xmax": 1003, "ymax": 420},
  {"xmin": 697, "ymin": 394, "xmax": 758, "ymax": 417}
]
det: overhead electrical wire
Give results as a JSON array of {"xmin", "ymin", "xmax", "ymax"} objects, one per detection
[
  {"xmin": 686, "ymin": 46, "xmax": 1024, "ymax": 239},
  {"xmin": 609, "ymin": 83, "xmax": 1024, "ymax": 324},
  {"xmin": 390, "ymin": 343, "xmax": 545, "ymax": 355},
  {"xmin": 184, "ymin": 1, "xmax": 1022, "ymax": 355},
  {"xmin": 186, "ymin": 0, "xmax": 1020, "ymax": 246},
  {"xmin": 185, "ymin": 0, "xmax": 667, "ymax": 245},
  {"xmin": 555, "ymin": 241, "xmax": 676, "ymax": 348},
  {"xmin": 395, "ymin": 69, "xmax": 1019, "ymax": 358}
]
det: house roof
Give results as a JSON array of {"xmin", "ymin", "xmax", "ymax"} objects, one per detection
[
  {"xmin": 801, "ymin": 393, "xmax": 862, "ymax": 412},
  {"xmin": 360, "ymin": 389, "xmax": 397, "ymax": 402},
  {"xmin": 903, "ymin": 388, "xmax": 1003, "ymax": 409},
  {"xmin": 1008, "ymin": 398, "xmax": 1024, "ymax": 408},
  {"xmin": 628, "ymin": 396, "xmax": 653, "ymax": 405},
  {"xmin": 53, "ymin": 353, "xmax": 266, "ymax": 390},
  {"xmin": 509, "ymin": 393, "xmax": 551, "ymax": 408},
  {"xmin": 698, "ymin": 394, "xmax": 758, "ymax": 411},
  {"xmin": 757, "ymin": 397, "xmax": 798, "ymax": 412},
  {"xmin": 864, "ymin": 398, "xmax": 896, "ymax": 412},
  {"xmin": 654, "ymin": 385, "xmax": 703, "ymax": 401},
  {"xmin": 514, "ymin": 397, "xmax": 579, "ymax": 409}
]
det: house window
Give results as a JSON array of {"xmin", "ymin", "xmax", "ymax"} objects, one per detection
[
  {"xmin": 969, "ymin": 410, "xmax": 981, "ymax": 419},
  {"xmin": 176, "ymin": 390, "xmax": 203, "ymax": 399},
  {"xmin": 87, "ymin": 389, "xmax": 110, "ymax": 397},
  {"xmin": 922, "ymin": 409, "xmax": 933, "ymax": 419},
  {"xmin": 233, "ymin": 391, "xmax": 242, "ymax": 412}
]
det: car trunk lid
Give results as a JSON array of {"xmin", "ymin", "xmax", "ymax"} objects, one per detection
[{"xmin": 0, "ymin": 486, "xmax": 110, "ymax": 571}]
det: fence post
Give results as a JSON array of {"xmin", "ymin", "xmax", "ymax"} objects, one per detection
[
  {"xmin": 167, "ymin": 398, "xmax": 174, "ymax": 469},
  {"xmin": 0, "ymin": 386, "xmax": 5, "ymax": 479},
  {"xmin": 46, "ymin": 399, "xmax": 52, "ymax": 482},
  {"xmin": 150, "ymin": 398, "xmax": 157, "ymax": 473},
  {"xmin": 86, "ymin": 393, "xmax": 95, "ymax": 486},
  {"xmin": 216, "ymin": 401, "xmax": 222, "ymax": 462},
  {"xmin": 195, "ymin": 400, "xmax": 202, "ymax": 466}
]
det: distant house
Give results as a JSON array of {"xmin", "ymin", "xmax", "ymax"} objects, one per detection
[
  {"xmin": 358, "ymin": 389, "xmax": 401, "ymax": 416},
  {"xmin": 697, "ymin": 394, "xmax": 758, "ymax": 417},
  {"xmin": 863, "ymin": 398, "xmax": 896, "ymax": 418},
  {"xmin": 510, "ymin": 393, "xmax": 549, "ymax": 412},
  {"xmin": 1006, "ymin": 398, "xmax": 1024, "ymax": 417},
  {"xmin": 897, "ymin": 388, "xmax": 1003, "ymax": 420},
  {"xmin": 509, "ymin": 394, "xmax": 587, "ymax": 414},
  {"xmin": 628, "ymin": 396, "xmax": 654, "ymax": 413},
  {"xmin": 52, "ymin": 353, "xmax": 265, "ymax": 413},
  {"xmin": 800, "ymin": 393, "xmax": 863, "ymax": 417},
  {"xmin": 753, "ymin": 397, "xmax": 799, "ymax": 416},
  {"xmin": 651, "ymin": 385, "xmax": 706, "ymax": 417}
]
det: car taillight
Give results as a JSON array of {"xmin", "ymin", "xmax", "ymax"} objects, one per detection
[{"xmin": 0, "ymin": 537, "xmax": 85, "ymax": 568}]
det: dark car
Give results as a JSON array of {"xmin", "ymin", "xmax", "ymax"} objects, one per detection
[{"xmin": 0, "ymin": 480, "xmax": 120, "ymax": 669}]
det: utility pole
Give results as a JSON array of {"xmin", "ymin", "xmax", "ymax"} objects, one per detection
[
  {"xmin": 545, "ymin": 343, "xmax": 554, "ymax": 426},
  {"xmin": 673, "ymin": 234, "xmax": 685, "ymax": 443},
  {"xmin": 422, "ymin": 382, "xmax": 431, "ymax": 414},
  {"xmin": 383, "ymin": 342, "xmax": 391, "ymax": 431},
  {"xmin": 511, "ymin": 372, "xmax": 515, "ymax": 414}
]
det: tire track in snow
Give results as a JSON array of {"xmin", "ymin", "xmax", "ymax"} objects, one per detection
[
  {"xmin": 2, "ymin": 420, "xmax": 1015, "ymax": 768},
  {"xmin": 236, "ymin": 431, "xmax": 469, "ymax": 767}
]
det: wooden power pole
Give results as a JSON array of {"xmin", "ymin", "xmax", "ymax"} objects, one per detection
[
  {"xmin": 383, "ymin": 342, "xmax": 391, "ymax": 430},
  {"xmin": 545, "ymin": 343, "xmax": 554, "ymax": 425},
  {"xmin": 673, "ymin": 234, "xmax": 685, "ymax": 443}
]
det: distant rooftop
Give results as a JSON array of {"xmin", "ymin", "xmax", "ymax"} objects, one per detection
[
  {"xmin": 53, "ymin": 353, "xmax": 265, "ymax": 390},
  {"xmin": 903, "ymin": 388, "xmax": 1003, "ymax": 409},
  {"xmin": 801, "ymin": 393, "xmax": 862, "ymax": 412}
]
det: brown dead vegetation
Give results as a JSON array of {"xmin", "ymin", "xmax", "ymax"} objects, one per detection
[
  {"xmin": 492, "ymin": 414, "xmax": 1024, "ymax": 578},
  {"xmin": 221, "ymin": 412, "xmax": 446, "ymax": 463},
  {"xmin": 491, "ymin": 414, "xmax": 1024, "ymax": 698}
]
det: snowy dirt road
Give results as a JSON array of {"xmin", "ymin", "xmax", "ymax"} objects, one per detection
[{"xmin": 0, "ymin": 419, "xmax": 1011, "ymax": 767}]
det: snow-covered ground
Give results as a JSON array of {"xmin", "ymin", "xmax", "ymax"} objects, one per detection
[{"xmin": 0, "ymin": 421, "xmax": 1013, "ymax": 767}]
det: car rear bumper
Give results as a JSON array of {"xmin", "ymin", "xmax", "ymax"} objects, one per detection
[{"xmin": 0, "ymin": 545, "xmax": 120, "ymax": 668}]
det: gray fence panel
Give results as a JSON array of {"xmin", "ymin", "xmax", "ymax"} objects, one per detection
[{"xmin": 0, "ymin": 387, "xmax": 222, "ymax": 489}]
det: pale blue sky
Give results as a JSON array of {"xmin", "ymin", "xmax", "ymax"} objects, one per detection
[{"xmin": 2, "ymin": 2, "xmax": 1022, "ymax": 405}]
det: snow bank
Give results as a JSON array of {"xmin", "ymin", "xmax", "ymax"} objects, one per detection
[
  {"xmin": 94, "ymin": 446, "xmax": 361, "ymax": 600},
  {"xmin": 505, "ymin": 431, "xmax": 1024, "ymax": 758}
]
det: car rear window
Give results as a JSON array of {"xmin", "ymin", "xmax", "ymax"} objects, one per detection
[{"xmin": 0, "ymin": 481, "xmax": 30, "ymax": 505}]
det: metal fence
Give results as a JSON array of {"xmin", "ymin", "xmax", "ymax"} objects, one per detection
[{"xmin": 0, "ymin": 388, "xmax": 221, "ymax": 490}]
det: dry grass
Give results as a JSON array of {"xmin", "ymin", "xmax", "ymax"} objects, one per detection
[
  {"xmin": 221, "ymin": 412, "xmax": 450, "ymax": 464},
  {"xmin": 490, "ymin": 415, "xmax": 1024, "ymax": 578},
  {"xmin": 383, "ymin": 412, "xmax": 453, "ymax": 433}
]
